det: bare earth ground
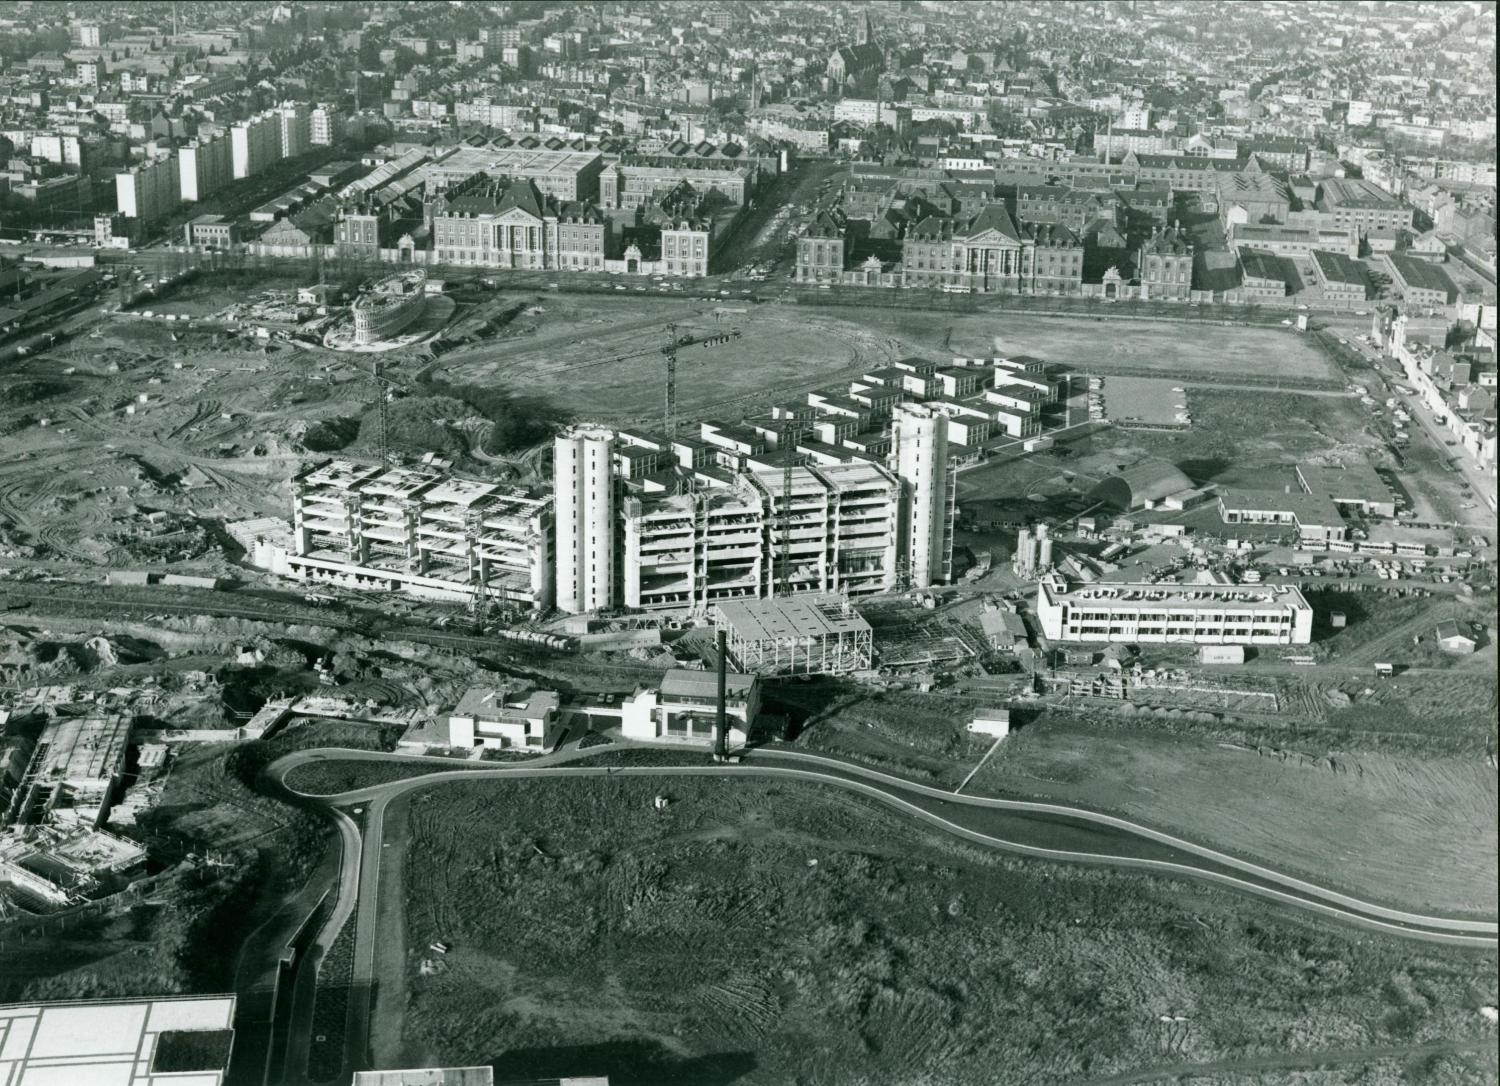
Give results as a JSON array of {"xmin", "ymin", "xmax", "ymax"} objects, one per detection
[
  {"xmin": 820, "ymin": 306, "xmax": 1342, "ymax": 382},
  {"xmin": 969, "ymin": 723, "xmax": 1498, "ymax": 917},
  {"xmin": 436, "ymin": 296, "xmax": 915, "ymax": 421},
  {"xmin": 377, "ymin": 775, "xmax": 1496, "ymax": 1086}
]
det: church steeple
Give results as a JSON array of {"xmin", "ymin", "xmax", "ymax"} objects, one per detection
[{"xmin": 856, "ymin": 9, "xmax": 877, "ymax": 46}]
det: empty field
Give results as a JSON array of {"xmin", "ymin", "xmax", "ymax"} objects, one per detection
[
  {"xmin": 435, "ymin": 297, "xmax": 907, "ymax": 422},
  {"xmin": 386, "ymin": 775, "xmax": 1494, "ymax": 1085},
  {"xmin": 965, "ymin": 719, "xmax": 1498, "ymax": 917},
  {"xmin": 827, "ymin": 306, "xmax": 1341, "ymax": 383}
]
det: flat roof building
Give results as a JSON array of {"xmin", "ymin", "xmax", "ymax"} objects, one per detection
[
  {"xmin": 1036, "ymin": 579, "xmax": 1314, "ymax": 645},
  {"xmin": 1296, "ymin": 462, "xmax": 1395, "ymax": 517},
  {"xmin": 621, "ymin": 668, "xmax": 759, "ymax": 748},
  {"xmin": 1218, "ymin": 488, "xmax": 1347, "ymax": 541},
  {"xmin": 713, "ymin": 595, "xmax": 873, "ymax": 674},
  {"xmin": 0, "ymin": 994, "xmax": 235, "ymax": 1086}
]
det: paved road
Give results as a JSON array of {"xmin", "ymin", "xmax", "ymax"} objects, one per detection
[
  {"xmin": 1070, "ymin": 1039, "xmax": 1496, "ymax": 1086},
  {"xmin": 263, "ymin": 743, "xmax": 1498, "ymax": 1079}
]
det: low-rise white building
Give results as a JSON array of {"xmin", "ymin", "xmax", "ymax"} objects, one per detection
[
  {"xmin": 447, "ymin": 684, "xmax": 562, "ymax": 751},
  {"xmin": 621, "ymin": 668, "xmax": 758, "ymax": 747},
  {"xmin": 1036, "ymin": 578, "xmax": 1314, "ymax": 645}
]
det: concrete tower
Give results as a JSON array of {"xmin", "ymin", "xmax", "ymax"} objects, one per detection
[
  {"xmin": 891, "ymin": 404, "xmax": 954, "ymax": 589},
  {"xmin": 554, "ymin": 426, "xmax": 616, "ymax": 613}
]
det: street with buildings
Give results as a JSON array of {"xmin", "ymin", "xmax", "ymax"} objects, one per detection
[{"xmin": 0, "ymin": 3, "xmax": 1496, "ymax": 1085}]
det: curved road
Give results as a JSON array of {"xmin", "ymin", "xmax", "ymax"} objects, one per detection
[{"xmin": 260, "ymin": 744, "xmax": 1499, "ymax": 1082}]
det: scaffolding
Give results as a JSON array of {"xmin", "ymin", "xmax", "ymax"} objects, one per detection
[{"xmin": 713, "ymin": 595, "xmax": 873, "ymax": 675}]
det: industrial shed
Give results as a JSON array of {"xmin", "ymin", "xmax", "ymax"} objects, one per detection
[{"xmin": 1087, "ymin": 459, "xmax": 1194, "ymax": 511}]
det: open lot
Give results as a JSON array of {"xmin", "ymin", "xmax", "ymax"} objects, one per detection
[
  {"xmin": 815, "ymin": 306, "xmax": 1343, "ymax": 384},
  {"xmin": 775, "ymin": 678, "xmax": 1496, "ymax": 916},
  {"xmin": 435, "ymin": 295, "xmax": 908, "ymax": 423},
  {"xmin": 965, "ymin": 718, "xmax": 1498, "ymax": 917},
  {"xmin": 383, "ymin": 774, "xmax": 1495, "ymax": 1085}
]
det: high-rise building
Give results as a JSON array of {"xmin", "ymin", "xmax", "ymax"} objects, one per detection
[
  {"xmin": 178, "ymin": 134, "xmax": 232, "ymax": 203},
  {"xmin": 230, "ymin": 112, "xmax": 282, "ymax": 180},
  {"xmin": 115, "ymin": 154, "xmax": 180, "ymax": 223},
  {"xmin": 277, "ymin": 103, "xmax": 311, "ymax": 158},
  {"xmin": 890, "ymin": 403, "xmax": 954, "ymax": 588},
  {"xmin": 310, "ymin": 103, "xmax": 340, "ymax": 145},
  {"xmin": 554, "ymin": 427, "xmax": 616, "ymax": 613}
]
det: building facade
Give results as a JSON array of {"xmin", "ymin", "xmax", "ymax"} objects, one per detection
[{"xmin": 1037, "ymin": 579, "xmax": 1314, "ymax": 645}]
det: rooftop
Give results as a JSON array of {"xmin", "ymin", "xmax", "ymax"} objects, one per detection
[
  {"xmin": 1042, "ymin": 579, "xmax": 1312, "ymax": 612},
  {"xmin": 0, "ymin": 995, "xmax": 235, "ymax": 1086},
  {"xmin": 714, "ymin": 595, "xmax": 872, "ymax": 643}
]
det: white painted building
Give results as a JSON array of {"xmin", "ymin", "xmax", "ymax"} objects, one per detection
[
  {"xmin": 554, "ymin": 427, "xmax": 617, "ymax": 613},
  {"xmin": 621, "ymin": 667, "xmax": 758, "ymax": 747},
  {"xmin": 1036, "ymin": 578, "xmax": 1314, "ymax": 645},
  {"xmin": 447, "ymin": 684, "xmax": 561, "ymax": 751},
  {"xmin": 891, "ymin": 403, "xmax": 954, "ymax": 588}
]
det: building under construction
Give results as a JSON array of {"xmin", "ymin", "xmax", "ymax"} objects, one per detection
[
  {"xmin": 288, "ymin": 460, "xmax": 553, "ymax": 609},
  {"xmin": 713, "ymin": 595, "xmax": 874, "ymax": 675}
]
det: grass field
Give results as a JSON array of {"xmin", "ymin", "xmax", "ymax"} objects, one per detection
[
  {"xmin": 434, "ymin": 299, "xmax": 1339, "ymax": 424},
  {"xmin": 964, "ymin": 718, "xmax": 1498, "ymax": 917},
  {"xmin": 774, "ymin": 682, "xmax": 1496, "ymax": 916},
  {"xmin": 387, "ymin": 775, "xmax": 1495, "ymax": 1085}
]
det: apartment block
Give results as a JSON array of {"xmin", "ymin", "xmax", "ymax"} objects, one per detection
[
  {"xmin": 288, "ymin": 460, "xmax": 553, "ymax": 609},
  {"xmin": 178, "ymin": 134, "xmax": 232, "ymax": 203},
  {"xmin": 231, "ymin": 111, "xmax": 283, "ymax": 179},
  {"xmin": 115, "ymin": 154, "xmax": 179, "ymax": 222}
]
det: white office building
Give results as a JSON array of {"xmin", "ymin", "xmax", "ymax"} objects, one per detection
[{"xmin": 1036, "ymin": 578, "xmax": 1314, "ymax": 645}]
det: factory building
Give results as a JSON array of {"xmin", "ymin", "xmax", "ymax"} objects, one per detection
[
  {"xmin": 288, "ymin": 460, "xmax": 553, "ymax": 609},
  {"xmin": 1036, "ymin": 579, "xmax": 1314, "ymax": 645},
  {"xmin": 891, "ymin": 404, "xmax": 955, "ymax": 589},
  {"xmin": 554, "ymin": 426, "xmax": 617, "ymax": 614}
]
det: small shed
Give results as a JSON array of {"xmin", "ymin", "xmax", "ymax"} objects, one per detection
[
  {"xmin": 967, "ymin": 709, "xmax": 1011, "ymax": 739},
  {"xmin": 1199, "ymin": 644, "xmax": 1246, "ymax": 665},
  {"xmin": 1435, "ymin": 622, "xmax": 1477, "ymax": 655}
]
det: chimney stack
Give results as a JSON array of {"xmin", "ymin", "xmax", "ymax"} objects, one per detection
[{"xmin": 714, "ymin": 628, "xmax": 729, "ymax": 760}]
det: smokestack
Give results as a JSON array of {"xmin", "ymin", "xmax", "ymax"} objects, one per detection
[{"xmin": 714, "ymin": 628, "xmax": 728, "ymax": 760}]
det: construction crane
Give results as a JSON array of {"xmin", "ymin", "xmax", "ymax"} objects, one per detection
[{"xmin": 662, "ymin": 322, "xmax": 681, "ymax": 440}]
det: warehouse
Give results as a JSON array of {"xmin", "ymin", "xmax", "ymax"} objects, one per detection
[
  {"xmin": 713, "ymin": 595, "xmax": 874, "ymax": 674},
  {"xmin": 1218, "ymin": 488, "xmax": 1347, "ymax": 541},
  {"xmin": 1310, "ymin": 250, "xmax": 1374, "ymax": 303},
  {"xmin": 1384, "ymin": 253, "xmax": 1459, "ymax": 308},
  {"xmin": 1036, "ymin": 578, "xmax": 1314, "ymax": 645},
  {"xmin": 1296, "ymin": 462, "xmax": 1395, "ymax": 518}
]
